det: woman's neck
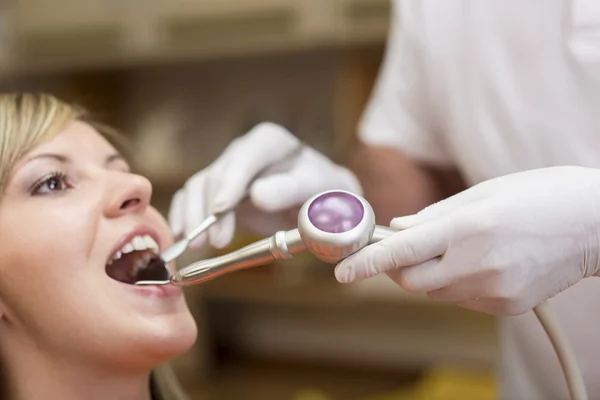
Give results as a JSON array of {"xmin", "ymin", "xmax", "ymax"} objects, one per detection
[{"xmin": 2, "ymin": 343, "xmax": 153, "ymax": 400}]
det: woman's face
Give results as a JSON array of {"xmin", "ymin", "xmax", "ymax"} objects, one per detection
[{"xmin": 0, "ymin": 121, "xmax": 197, "ymax": 370}]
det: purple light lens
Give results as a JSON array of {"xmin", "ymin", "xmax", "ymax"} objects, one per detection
[{"xmin": 307, "ymin": 191, "xmax": 364, "ymax": 233}]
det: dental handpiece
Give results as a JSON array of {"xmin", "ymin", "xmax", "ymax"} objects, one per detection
[
  {"xmin": 165, "ymin": 189, "xmax": 588, "ymax": 400},
  {"xmin": 169, "ymin": 190, "xmax": 395, "ymax": 285}
]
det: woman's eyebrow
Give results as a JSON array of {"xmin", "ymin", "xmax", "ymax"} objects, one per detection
[
  {"xmin": 26, "ymin": 153, "xmax": 126, "ymax": 167},
  {"xmin": 27, "ymin": 153, "xmax": 70, "ymax": 164}
]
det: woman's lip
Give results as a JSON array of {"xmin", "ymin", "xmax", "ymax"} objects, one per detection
[{"xmin": 120, "ymin": 280, "xmax": 182, "ymax": 298}]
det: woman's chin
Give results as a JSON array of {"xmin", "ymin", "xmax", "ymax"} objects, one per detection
[
  {"xmin": 150, "ymin": 317, "xmax": 198, "ymax": 359},
  {"xmin": 128, "ymin": 312, "xmax": 199, "ymax": 367}
]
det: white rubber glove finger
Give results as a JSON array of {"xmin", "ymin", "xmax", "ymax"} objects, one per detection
[
  {"xmin": 183, "ymin": 172, "xmax": 211, "ymax": 249},
  {"xmin": 249, "ymin": 163, "xmax": 329, "ymax": 212},
  {"xmin": 426, "ymin": 282, "xmax": 480, "ymax": 303},
  {"xmin": 457, "ymin": 298, "xmax": 530, "ymax": 317},
  {"xmin": 456, "ymin": 299, "xmax": 498, "ymax": 316},
  {"xmin": 168, "ymin": 189, "xmax": 184, "ymax": 237},
  {"xmin": 184, "ymin": 163, "xmax": 237, "ymax": 249},
  {"xmin": 390, "ymin": 186, "xmax": 485, "ymax": 230},
  {"xmin": 248, "ymin": 149, "xmax": 360, "ymax": 212},
  {"xmin": 389, "ymin": 214, "xmax": 422, "ymax": 230},
  {"xmin": 334, "ymin": 221, "xmax": 450, "ymax": 283},
  {"xmin": 249, "ymin": 173, "xmax": 304, "ymax": 212},
  {"xmin": 384, "ymin": 257, "xmax": 448, "ymax": 294},
  {"xmin": 207, "ymin": 210, "xmax": 236, "ymax": 249},
  {"xmin": 205, "ymin": 140, "xmax": 241, "ymax": 214},
  {"xmin": 425, "ymin": 263, "xmax": 507, "ymax": 303},
  {"xmin": 212, "ymin": 123, "xmax": 301, "ymax": 212}
]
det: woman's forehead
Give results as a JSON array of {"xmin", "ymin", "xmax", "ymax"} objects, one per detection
[{"xmin": 28, "ymin": 120, "xmax": 118, "ymax": 160}]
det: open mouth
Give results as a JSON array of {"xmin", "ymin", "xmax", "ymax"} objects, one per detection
[{"xmin": 105, "ymin": 235, "xmax": 169, "ymax": 284}]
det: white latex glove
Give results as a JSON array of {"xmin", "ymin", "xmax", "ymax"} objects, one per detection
[
  {"xmin": 169, "ymin": 122, "xmax": 362, "ymax": 249},
  {"xmin": 334, "ymin": 166, "xmax": 600, "ymax": 316}
]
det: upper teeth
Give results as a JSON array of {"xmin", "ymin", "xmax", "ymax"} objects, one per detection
[{"xmin": 112, "ymin": 235, "xmax": 159, "ymax": 260}]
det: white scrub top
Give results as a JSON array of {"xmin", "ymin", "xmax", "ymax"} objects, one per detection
[{"xmin": 358, "ymin": 0, "xmax": 600, "ymax": 399}]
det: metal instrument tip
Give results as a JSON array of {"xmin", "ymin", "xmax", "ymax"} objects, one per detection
[{"xmin": 134, "ymin": 280, "xmax": 171, "ymax": 286}]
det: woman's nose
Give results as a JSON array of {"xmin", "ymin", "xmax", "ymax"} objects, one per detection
[{"xmin": 104, "ymin": 172, "xmax": 153, "ymax": 218}]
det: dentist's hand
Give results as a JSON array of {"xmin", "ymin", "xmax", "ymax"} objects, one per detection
[
  {"xmin": 169, "ymin": 122, "xmax": 362, "ymax": 249},
  {"xmin": 335, "ymin": 166, "xmax": 600, "ymax": 316}
]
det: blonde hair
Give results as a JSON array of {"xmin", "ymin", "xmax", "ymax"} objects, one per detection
[{"xmin": 0, "ymin": 92, "xmax": 190, "ymax": 400}]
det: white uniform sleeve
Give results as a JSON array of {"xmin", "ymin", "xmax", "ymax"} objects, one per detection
[{"xmin": 357, "ymin": 0, "xmax": 453, "ymax": 167}]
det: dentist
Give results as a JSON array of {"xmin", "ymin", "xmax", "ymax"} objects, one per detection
[{"xmin": 168, "ymin": 1, "xmax": 600, "ymax": 399}]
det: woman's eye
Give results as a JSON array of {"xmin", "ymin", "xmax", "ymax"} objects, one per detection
[{"xmin": 31, "ymin": 172, "xmax": 70, "ymax": 195}]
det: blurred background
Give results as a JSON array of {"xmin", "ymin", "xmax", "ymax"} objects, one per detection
[{"xmin": 0, "ymin": 1, "xmax": 497, "ymax": 398}]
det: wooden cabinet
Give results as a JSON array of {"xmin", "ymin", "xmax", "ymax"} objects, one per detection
[
  {"xmin": 154, "ymin": 0, "xmax": 307, "ymax": 58},
  {"xmin": 11, "ymin": 0, "xmax": 124, "ymax": 69},
  {"xmin": 336, "ymin": 0, "xmax": 391, "ymax": 44},
  {"xmin": 3, "ymin": 0, "xmax": 391, "ymax": 75}
]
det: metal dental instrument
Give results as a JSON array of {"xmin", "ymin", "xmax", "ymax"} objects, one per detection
[
  {"xmin": 140, "ymin": 209, "xmax": 226, "ymax": 284},
  {"xmin": 155, "ymin": 142, "xmax": 306, "ymax": 268},
  {"xmin": 137, "ymin": 189, "xmax": 393, "ymax": 285},
  {"xmin": 168, "ymin": 190, "xmax": 395, "ymax": 286},
  {"xmin": 136, "ymin": 188, "xmax": 587, "ymax": 400},
  {"xmin": 160, "ymin": 213, "xmax": 221, "ymax": 264}
]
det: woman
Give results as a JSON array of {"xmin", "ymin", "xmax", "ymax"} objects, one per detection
[{"xmin": 0, "ymin": 93, "xmax": 198, "ymax": 399}]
